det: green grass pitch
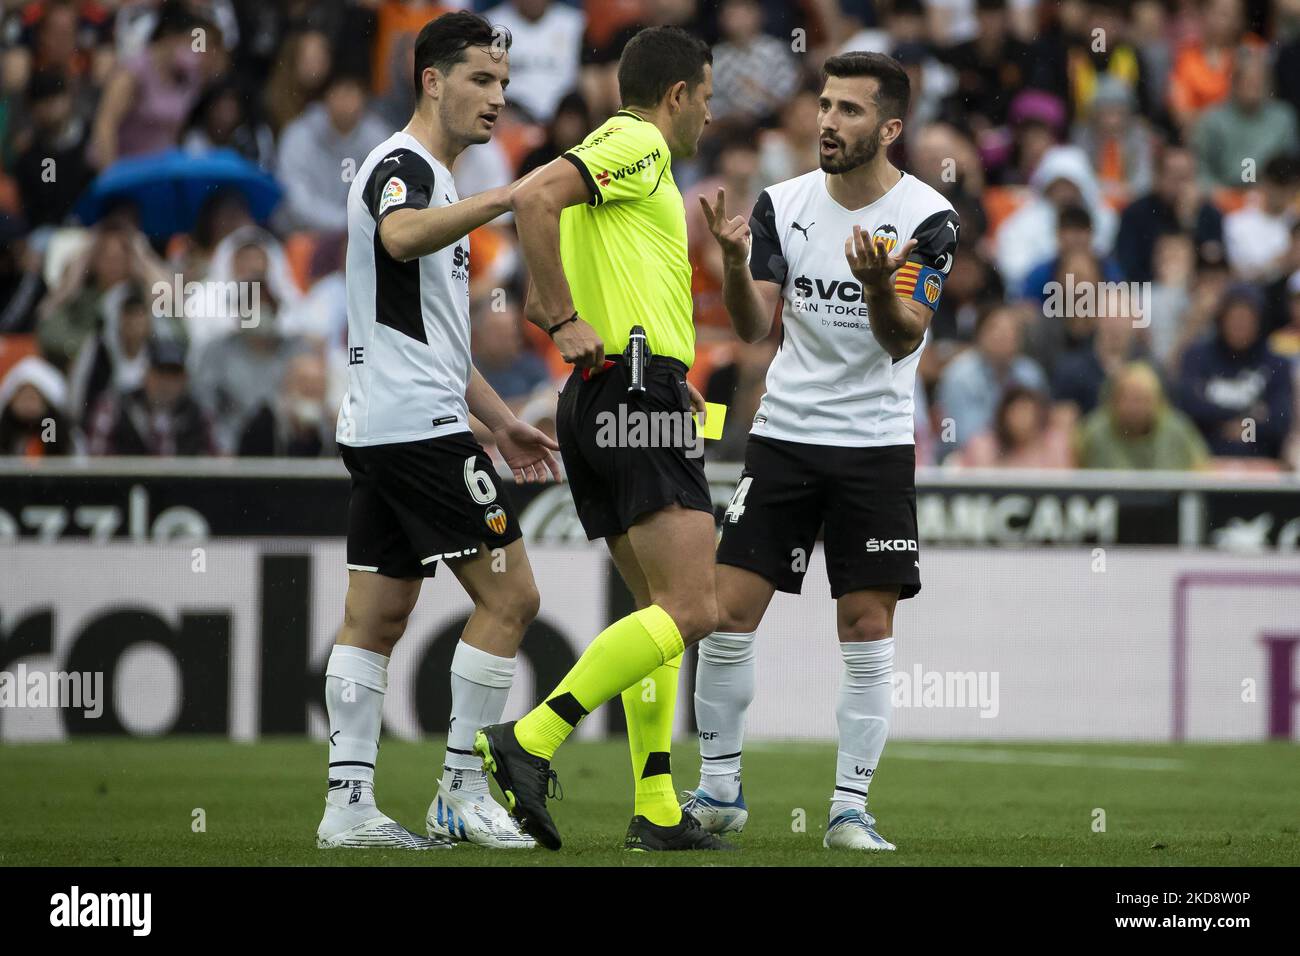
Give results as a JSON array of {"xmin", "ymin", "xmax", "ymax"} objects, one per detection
[{"xmin": 2, "ymin": 738, "xmax": 1297, "ymax": 866}]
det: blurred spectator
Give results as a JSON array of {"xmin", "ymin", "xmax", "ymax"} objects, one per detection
[
  {"xmin": 1130, "ymin": 0, "xmax": 1175, "ymax": 120},
  {"xmin": 1022, "ymin": 248, "xmax": 1107, "ymax": 373},
  {"xmin": 936, "ymin": 0, "xmax": 1033, "ymax": 130},
  {"xmin": 12, "ymin": 68, "xmax": 94, "ymax": 227},
  {"xmin": 36, "ymin": 225, "xmax": 170, "ymax": 372},
  {"xmin": 191, "ymin": 308, "xmax": 310, "ymax": 454},
  {"xmin": 0, "ymin": 216, "xmax": 47, "ymax": 335},
  {"xmin": 910, "ymin": 121, "xmax": 988, "ymax": 240},
  {"xmin": 264, "ymin": 28, "xmax": 332, "ymax": 133},
  {"xmin": 173, "ymin": 188, "xmax": 256, "ymax": 280},
  {"xmin": 1072, "ymin": 75, "xmax": 1154, "ymax": 210},
  {"xmin": 756, "ymin": 85, "xmax": 821, "ymax": 188},
  {"xmin": 237, "ymin": 351, "xmax": 335, "ymax": 457},
  {"xmin": 1168, "ymin": 0, "xmax": 1262, "ymax": 131},
  {"xmin": 1064, "ymin": 0, "xmax": 1151, "ymax": 123},
  {"xmin": 1191, "ymin": 49, "xmax": 1299, "ymax": 189},
  {"xmin": 518, "ymin": 91, "xmax": 591, "ymax": 176},
  {"xmin": 86, "ymin": 338, "xmax": 214, "ymax": 456},
  {"xmin": 928, "ymin": 250, "xmax": 1004, "ymax": 346},
  {"xmin": 1263, "ymin": 222, "xmax": 1300, "ymax": 335},
  {"xmin": 275, "ymin": 70, "xmax": 387, "ymax": 233},
  {"xmin": 485, "ymin": 0, "xmax": 585, "ymax": 123},
  {"xmin": 1145, "ymin": 231, "xmax": 1197, "ymax": 369},
  {"xmin": 0, "ymin": 355, "xmax": 71, "ymax": 457},
  {"xmin": 1268, "ymin": 270, "xmax": 1300, "ymax": 360},
  {"xmin": 708, "ymin": 0, "xmax": 800, "ymax": 125},
  {"xmin": 472, "ymin": 302, "xmax": 549, "ymax": 413},
  {"xmin": 67, "ymin": 285, "xmax": 152, "ymax": 427},
  {"xmin": 1178, "ymin": 285, "xmax": 1294, "ymax": 459},
  {"xmin": 188, "ymin": 225, "xmax": 302, "ymax": 354},
  {"xmin": 182, "ymin": 77, "xmax": 276, "ymax": 169},
  {"xmin": 1076, "ymin": 361, "xmax": 1210, "ymax": 469},
  {"xmin": 951, "ymin": 386, "xmax": 1073, "ymax": 468},
  {"xmin": 1018, "ymin": 204, "xmax": 1124, "ymax": 306},
  {"xmin": 1053, "ymin": 310, "xmax": 1152, "ymax": 416},
  {"xmin": 995, "ymin": 145, "xmax": 1118, "ymax": 293},
  {"xmin": 687, "ymin": 125, "xmax": 761, "ymax": 336},
  {"xmin": 1223, "ymin": 154, "xmax": 1300, "ymax": 281},
  {"xmin": 1114, "ymin": 144, "xmax": 1224, "ymax": 284},
  {"xmin": 994, "ymin": 91, "xmax": 1066, "ymax": 188},
  {"xmin": 936, "ymin": 305, "xmax": 1048, "ymax": 453},
  {"xmin": 87, "ymin": 2, "xmax": 213, "ymax": 168}
]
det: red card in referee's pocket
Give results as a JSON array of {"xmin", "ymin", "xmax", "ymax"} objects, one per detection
[{"xmin": 581, "ymin": 360, "xmax": 616, "ymax": 381}]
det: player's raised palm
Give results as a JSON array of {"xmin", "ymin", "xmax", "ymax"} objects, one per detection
[
  {"xmin": 700, "ymin": 187, "xmax": 751, "ymax": 263},
  {"xmin": 493, "ymin": 420, "xmax": 561, "ymax": 483},
  {"xmin": 845, "ymin": 225, "xmax": 917, "ymax": 293}
]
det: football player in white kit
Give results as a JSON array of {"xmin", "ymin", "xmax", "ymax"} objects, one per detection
[
  {"xmin": 317, "ymin": 12, "xmax": 559, "ymax": 851},
  {"xmin": 684, "ymin": 51, "xmax": 959, "ymax": 851}
]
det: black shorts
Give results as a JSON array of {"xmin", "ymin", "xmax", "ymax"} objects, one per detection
[
  {"xmin": 340, "ymin": 432, "xmax": 521, "ymax": 579},
  {"xmin": 716, "ymin": 435, "xmax": 920, "ymax": 600},
  {"xmin": 556, "ymin": 355, "xmax": 713, "ymax": 541}
]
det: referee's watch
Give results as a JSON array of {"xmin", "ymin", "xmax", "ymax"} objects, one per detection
[{"xmin": 546, "ymin": 312, "xmax": 579, "ymax": 336}]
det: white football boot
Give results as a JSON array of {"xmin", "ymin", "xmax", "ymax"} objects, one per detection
[
  {"xmin": 317, "ymin": 779, "xmax": 454, "ymax": 850},
  {"xmin": 824, "ymin": 808, "xmax": 896, "ymax": 851},
  {"xmin": 680, "ymin": 786, "xmax": 749, "ymax": 835},
  {"xmin": 427, "ymin": 779, "xmax": 536, "ymax": 849}
]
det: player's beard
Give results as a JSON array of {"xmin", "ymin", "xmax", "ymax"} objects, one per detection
[{"xmin": 819, "ymin": 123, "xmax": 883, "ymax": 174}]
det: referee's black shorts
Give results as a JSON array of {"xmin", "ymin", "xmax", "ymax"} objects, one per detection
[
  {"xmin": 556, "ymin": 355, "xmax": 713, "ymax": 541},
  {"xmin": 716, "ymin": 435, "xmax": 921, "ymax": 600},
  {"xmin": 340, "ymin": 431, "xmax": 522, "ymax": 579}
]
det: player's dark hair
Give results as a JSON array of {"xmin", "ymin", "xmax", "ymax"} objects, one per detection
[
  {"xmin": 823, "ymin": 51, "xmax": 911, "ymax": 121},
  {"xmin": 617, "ymin": 26, "xmax": 713, "ymax": 109},
  {"xmin": 412, "ymin": 11, "xmax": 511, "ymax": 98}
]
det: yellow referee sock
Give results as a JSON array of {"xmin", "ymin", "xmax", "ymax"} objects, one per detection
[
  {"xmin": 622, "ymin": 653, "xmax": 683, "ymax": 827},
  {"xmin": 515, "ymin": 605, "xmax": 685, "ymax": 761}
]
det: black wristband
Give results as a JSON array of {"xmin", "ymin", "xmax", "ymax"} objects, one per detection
[{"xmin": 546, "ymin": 312, "xmax": 579, "ymax": 337}]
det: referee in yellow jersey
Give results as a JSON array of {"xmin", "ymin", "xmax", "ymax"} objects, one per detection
[{"xmin": 475, "ymin": 26, "xmax": 728, "ymax": 851}]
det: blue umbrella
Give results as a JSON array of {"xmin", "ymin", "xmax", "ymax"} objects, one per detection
[{"xmin": 74, "ymin": 148, "xmax": 283, "ymax": 239}]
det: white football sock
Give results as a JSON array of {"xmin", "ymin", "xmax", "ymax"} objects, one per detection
[
  {"xmin": 325, "ymin": 644, "xmax": 389, "ymax": 792},
  {"xmin": 442, "ymin": 641, "xmax": 516, "ymax": 796},
  {"xmin": 831, "ymin": 638, "xmax": 894, "ymax": 818},
  {"xmin": 694, "ymin": 630, "xmax": 756, "ymax": 803}
]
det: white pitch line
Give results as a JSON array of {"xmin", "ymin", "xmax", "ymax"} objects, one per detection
[{"xmin": 886, "ymin": 745, "xmax": 1185, "ymax": 772}]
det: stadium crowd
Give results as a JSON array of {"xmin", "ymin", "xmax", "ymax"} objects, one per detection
[{"xmin": 1, "ymin": 0, "xmax": 1299, "ymax": 471}]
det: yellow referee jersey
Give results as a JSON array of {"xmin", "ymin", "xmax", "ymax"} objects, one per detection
[{"xmin": 559, "ymin": 110, "xmax": 695, "ymax": 368}]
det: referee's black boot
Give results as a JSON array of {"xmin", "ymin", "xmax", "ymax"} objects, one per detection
[
  {"xmin": 623, "ymin": 809, "xmax": 737, "ymax": 851},
  {"xmin": 474, "ymin": 722, "xmax": 564, "ymax": 851}
]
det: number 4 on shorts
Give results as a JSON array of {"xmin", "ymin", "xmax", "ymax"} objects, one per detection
[{"xmin": 724, "ymin": 476, "xmax": 752, "ymax": 524}]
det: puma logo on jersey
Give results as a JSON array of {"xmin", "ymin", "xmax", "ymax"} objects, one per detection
[{"xmin": 791, "ymin": 220, "xmax": 814, "ymax": 239}]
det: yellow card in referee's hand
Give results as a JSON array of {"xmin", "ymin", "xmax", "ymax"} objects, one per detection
[{"xmin": 695, "ymin": 402, "xmax": 727, "ymax": 440}]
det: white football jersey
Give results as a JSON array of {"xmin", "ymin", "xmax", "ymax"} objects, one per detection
[
  {"xmin": 336, "ymin": 132, "xmax": 472, "ymax": 447},
  {"xmin": 748, "ymin": 170, "xmax": 959, "ymax": 447}
]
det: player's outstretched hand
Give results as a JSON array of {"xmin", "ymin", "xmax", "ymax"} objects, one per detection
[
  {"xmin": 551, "ymin": 316, "xmax": 606, "ymax": 371},
  {"xmin": 845, "ymin": 225, "xmax": 917, "ymax": 293},
  {"xmin": 700, "ymin": 187, "xmax": 750, "ymax": 263},
  {"xmin": 493, "ymin": 419, "xmax": 562, "ymax": 484}
]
